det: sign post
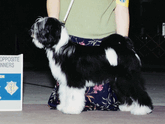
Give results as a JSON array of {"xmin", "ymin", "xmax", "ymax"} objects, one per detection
[{"xmin": 0, "ymin": 54, "xmax": 23, "ymax": 111}]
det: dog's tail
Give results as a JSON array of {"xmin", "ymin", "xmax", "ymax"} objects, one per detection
[
  {"xmin": 101, "ymin": 34, "xmax": 130, "ymax": 49},
  {"xmin": 101, "ymin": 34, "xmax": 135, "ymax": 51}
]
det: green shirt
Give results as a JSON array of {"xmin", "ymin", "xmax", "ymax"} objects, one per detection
[{"xmin": 59, "ymin": 0, "xmax": 116, "ymax": 39}]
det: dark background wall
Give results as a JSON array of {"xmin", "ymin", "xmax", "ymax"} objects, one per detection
[
  {"xmin": 0, "ymin": 0, "xmax": 47, "ymax": 64},
  {"xmin": 129, "ymin": 0, "xmax": 165, "ymax": 69},
  {"xmin": 0, "ymin": 0, "xmax": 165, "ymax": 70}
]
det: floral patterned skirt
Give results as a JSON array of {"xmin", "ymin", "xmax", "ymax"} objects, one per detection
[{"xmin": 48, "ymin": 35, "xmax": 119, "ymax": 111}]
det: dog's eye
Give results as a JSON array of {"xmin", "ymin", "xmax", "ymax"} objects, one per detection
[{"xmin": 118, "ymin": 42, "xmax": 121, "ymax": 45}]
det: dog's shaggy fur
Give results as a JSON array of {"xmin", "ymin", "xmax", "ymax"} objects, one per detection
[{"xmin": 31, "ymin": 17, "xmax": 153, "ymax": 115}]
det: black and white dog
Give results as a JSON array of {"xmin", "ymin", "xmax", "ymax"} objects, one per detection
[{"xmin": 31, "ymin": 17, "xmax": 153, "ymax": 115}]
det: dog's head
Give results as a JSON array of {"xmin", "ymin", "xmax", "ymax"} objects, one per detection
[{"xmin": 31, "ymin": 17, "xmax": 68, "ymax": 49}]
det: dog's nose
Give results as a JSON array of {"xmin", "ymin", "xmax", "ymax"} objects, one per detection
[
  {"xmin": 30, "ymin": 24, "xmax": 35, "ymax": 37},
  {"xmin": 30, "ymin": 30, "xmax": 34, "ymax": 38},
  {"xmin": 30, "ymin": 30, "xmax": 34, "ymax": 37}
]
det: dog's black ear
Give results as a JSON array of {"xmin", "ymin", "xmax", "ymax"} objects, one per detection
[{"xmin": 37, "ymin": 28, "xmax": 54, "ymax": 48}]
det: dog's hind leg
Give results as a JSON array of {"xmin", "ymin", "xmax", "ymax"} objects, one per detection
[
  {"xmin": 129, "ymin": 88, "xmax": 153, "ymax": 115},
  {"xmin": 113, "ymin": 86, "xmax": 135, "ymax": 112},
  {"xmin": 130, "ymin": 76, "xmax": 153, "ymax": 115},
  {"xmin": 59, "ymin": 86, "xmax": 86, "ymax": 114},
  {"xmin": 118, "ymin": 93, "xmax": 153, "ymax": 115},
  {"xmin": 115, "ymin": 75, "xmax": 153, "ymax": 115}
]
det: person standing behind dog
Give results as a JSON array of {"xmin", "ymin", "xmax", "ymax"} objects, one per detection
[
  {"xmin": 47, "ymin": 0, "xmax": 130, "ymax": 111},
  {"xmin": 47, "ymin": 0, "xmax": 129, "ymax": 37}
]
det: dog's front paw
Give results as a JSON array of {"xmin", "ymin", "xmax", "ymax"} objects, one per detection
[
  {"xmin": 62, "ymin": 106, "xmax": 82, "ymax": 114},
  {"xmin": 57, "ymin": 104, "xmax": 64, "ymax": 111},
  {"xmin": 57, "ymin": 104, "xmax": 82, "ymax": 114}
]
